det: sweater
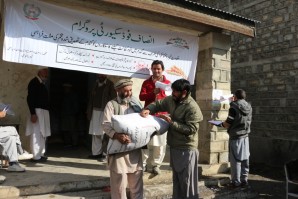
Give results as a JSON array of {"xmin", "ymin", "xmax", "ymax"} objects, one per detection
[{"xmin": 27, "ymin": 77, "xmax": 49, "ymax": 114}]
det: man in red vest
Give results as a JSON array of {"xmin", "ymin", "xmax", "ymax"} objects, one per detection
[{"xmin": 139, "ymin": 60, "xmax": 171, "ymax": 175}]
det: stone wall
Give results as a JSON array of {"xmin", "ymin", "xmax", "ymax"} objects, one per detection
[
  {"xmin": 202, "ymin": 0, "xmax": 298, "ymax": 165},
  {"xmin": 0, "ymin": 5, "xmax": 36, "ymax": 150}
]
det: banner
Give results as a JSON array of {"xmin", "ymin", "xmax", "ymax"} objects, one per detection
[{"xmin": 3, "ymin": 0, "xmax": 199, "ymax": 84}]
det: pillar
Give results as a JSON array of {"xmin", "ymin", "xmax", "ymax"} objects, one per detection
[{"xmin": 196, "ymin": 32, "xmax": 231, "ymax": 174}]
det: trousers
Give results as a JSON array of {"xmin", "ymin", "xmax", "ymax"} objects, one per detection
[
  {"xmin": 0, "ymin": 126, "xmax": 21, "ymax": 162},
  {"xmin": 110, "ymin": 170, "xmax": 143, "ymax": 199}
]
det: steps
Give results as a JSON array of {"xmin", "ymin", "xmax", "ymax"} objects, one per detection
[
  {"xmin": 0, "ymin": 170, "xmax": 230, "ymax": 198},
  {"xmin": 0, "ymin": 146, "xmax": 233, "ymax": 198}
]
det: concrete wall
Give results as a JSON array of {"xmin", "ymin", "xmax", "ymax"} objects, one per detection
[
  {"xmin": 0, "ymin": 5, "xmax": 37, "ymax": 149},
  {"xmin": 202, "ymin": 0, "xmax": 298, "ymax": 165}
]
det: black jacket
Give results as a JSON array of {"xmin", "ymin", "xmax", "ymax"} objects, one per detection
[
  {"xmin": 227, "ymin": 99, "xmax": 252, "ymax": 139},
  {"xmin": 27, "ymin": 77, "xmax": 49, "ymax": 114}
]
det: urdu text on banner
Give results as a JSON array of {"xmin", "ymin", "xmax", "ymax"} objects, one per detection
[{"xmin": 3, "ymin": 0, "xmax": 199, "ymax": 84}]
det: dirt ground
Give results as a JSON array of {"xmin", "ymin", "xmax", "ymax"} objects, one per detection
[{"xmin": 206, "ymin": 162, "xmax": 286, "ymax": 199}]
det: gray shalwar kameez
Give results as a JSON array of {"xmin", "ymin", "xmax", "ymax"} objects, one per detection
[
  {"xmin": 170, "ymin": 148, "xmax": 199, "ymax": 199},
  {"xmin": 229, "ymin": 136, "xmax": 250, "ymax": 185},
  {"xmin": 226, "ymin": 98, "xmax": 252, "ymax": 186}
]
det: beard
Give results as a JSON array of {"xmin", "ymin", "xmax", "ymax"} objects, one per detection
[
  {"xmin": 98, "ymin": 77, "xmax": 106, "ymax": 83},
  {"xmin": 40, "ymin": 77, "xmax": 47, "ymax": 83},
  {"xmin": 172, "ymin": 97, "xmax": 179, "ymax": 102},
  {"xmin": 119, "ymin": 93, "xmax": 131, "ymax": 104},
  {"xmin": 172, "ymin": 94, "xmax": 183, "ymax": 102}
]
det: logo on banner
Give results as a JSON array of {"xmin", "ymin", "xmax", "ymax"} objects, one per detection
[
  {"xmin": 166, "ymin": 37, "xmax": 189, "ymax": 49},
  {"xmin": 23, "ymin": 3, "xmax": 41, "ymax": 20},
  {"xmin": 166, "ymin": 65, "xmax": 187, "ymax": 79}
]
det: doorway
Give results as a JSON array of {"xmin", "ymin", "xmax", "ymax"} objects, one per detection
[{"xmin": 48, "ymin": 68, "xmax": 91, "ymax": 149}]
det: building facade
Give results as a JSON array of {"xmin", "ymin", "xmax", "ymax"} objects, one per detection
[
  {"xmin": 0, "ymin": 0, "xmax": 257, "ymax": 173},
  {"xmin": 201, "ymin": 0, "xmax": 298, "ymax": 165}
]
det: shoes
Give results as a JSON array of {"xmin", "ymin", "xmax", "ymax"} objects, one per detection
[
  {"xmin": 88, "ymin": 154, "xmax": 102, "ymax": 159},
  {"xmin": 7, "ymin": 163, "xmax": 26, "ymax": 172},
  {"xmin": 143, "ymin": 165, "xmax": 148, "ymax": 172},
  {"xmin": 30, "ymin": 156, "xmax": 48, "ymax": 163},
  {"xmin": 89, "ymin": 154, "xmax": 106, "ymax": 161},
  {"xmin": 152, "ymin": 166, "xmax": 161, "ymax": 175},
  {"xmin": 241, "ymin": 181, "xmax": 249, "ymax": 188},
  {"xmin": 0, "ymin": 175, "xmax": 6, "ymax": 184},
  {"xmin": 18, "ymin": 152, "xmax": 33, "ymax": 160},
  {"xmin": 227, "ymin": 182, "xmax": 241, "ymax": 189},
  {"xmin": 98, "ymin": 155, "xmax": 107, "ymax": 162}
]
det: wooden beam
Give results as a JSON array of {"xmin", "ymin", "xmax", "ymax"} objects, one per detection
[{"xmin": 98, "ymin": 0, "xmax": 255, "ymax": 37}]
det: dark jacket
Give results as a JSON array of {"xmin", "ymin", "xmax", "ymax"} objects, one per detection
[
  {"xmin": 86, "ymin": 78, "xmax": 117, "ymax": 120},
  {"xmin": 227, "ymin": 99, "xmax": 252, "ymax": 139},
  {"xmin": 146, "ymin": 94, "xmax": 203, "ymax": 150},
  {"xmin": 27, "ymin": 77, "xmax": 49, "ymax": 114}
]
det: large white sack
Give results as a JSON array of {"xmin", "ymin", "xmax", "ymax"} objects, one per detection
[{"xmin": 107, "ymin": 113, "xmax": 169, "ymax": 154}]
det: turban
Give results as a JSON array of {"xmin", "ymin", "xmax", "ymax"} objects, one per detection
[{"xmin": 114, "ymin": 79, "xmax": 133, "ymax": 89}]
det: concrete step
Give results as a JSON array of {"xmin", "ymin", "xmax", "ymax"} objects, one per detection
[
  {"xmin": 14, "ymin": 185, "xmax": 215, "ymax": 199},
  {"xmin": 0, "ymin": 145, "xmax": 233, "ymax": 199},
  {"xmin": 199, "ymin": 163, "xmax": 230, "ymax": 176},
  {"xmin": 0, "ymin": 171, "xmax": 230, "ymax": 198},
  {"xmin": 13, "ymin": 184, "xmax": 258, "ymax": 199}
]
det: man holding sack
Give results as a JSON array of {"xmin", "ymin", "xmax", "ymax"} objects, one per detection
[{"xmin": 102, "ymin": 79, "xmax": 143, "ymax": 199}]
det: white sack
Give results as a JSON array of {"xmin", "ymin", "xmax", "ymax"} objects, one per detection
[{"xmin": 107, "ymin": 113, "xmax": 169, "ymax": 154}]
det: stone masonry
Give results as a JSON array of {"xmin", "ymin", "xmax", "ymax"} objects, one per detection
[
  {"xmin": 196, "ymin": 32, "xmax": 231, "ymax": 171},
  {"xmin": 200, "ymin": 0, "xmax": 298, "ymax": 165}
]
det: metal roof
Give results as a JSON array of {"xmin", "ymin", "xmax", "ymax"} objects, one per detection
[{"xmin": 159, "ymin": 0, "xmax": 260, "ymax": 27}]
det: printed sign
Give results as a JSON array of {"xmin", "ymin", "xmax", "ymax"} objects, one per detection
[{"xmin": 3, "ymin": 0, "xmax": 199, "ymax": 84}]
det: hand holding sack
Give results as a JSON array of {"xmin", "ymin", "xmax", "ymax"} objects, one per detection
[{"xmin": 107, "ymin": 113, "xmax": 169, "ymax": 154}]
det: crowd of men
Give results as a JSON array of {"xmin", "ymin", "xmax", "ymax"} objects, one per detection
[{"xmin": 0, "ymin": 60, "xmax": 252, "ymax": 199}]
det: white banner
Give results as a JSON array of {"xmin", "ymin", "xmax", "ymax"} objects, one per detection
[{"xmin": 3, "ymin": 0, "xmax": 199, "ymax": 84}]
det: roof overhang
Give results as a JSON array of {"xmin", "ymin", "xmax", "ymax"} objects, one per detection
[{"xmin": 39, "ymin": 0, "xmax": 256, "ymax": 37}]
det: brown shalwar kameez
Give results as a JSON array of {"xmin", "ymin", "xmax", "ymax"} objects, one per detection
[{"xmin": 103, "ymin": 99, "xmax": 143, "ymax": 199}]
